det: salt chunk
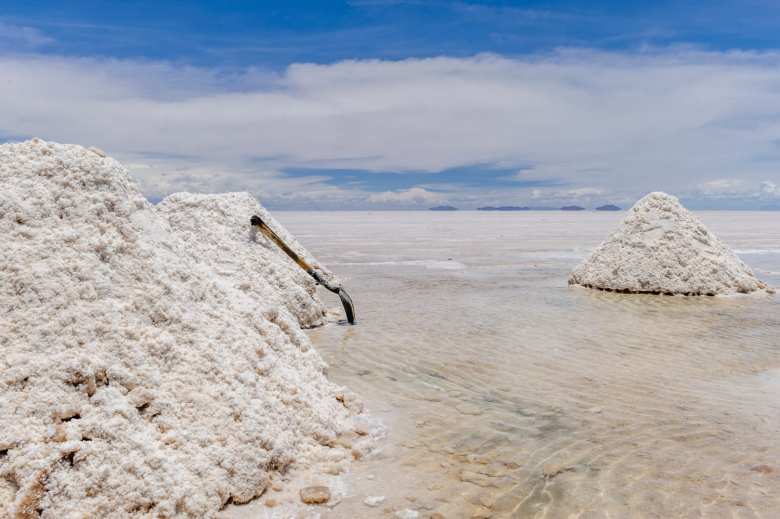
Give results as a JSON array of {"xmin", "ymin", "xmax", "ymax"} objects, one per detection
[
  {"xmin": 364, "ymin": 495, "xmax": 386, "ymax": 507},
  {"xmin": 300, "ymin": 485, "xmax": 331, "ymax": 504}
]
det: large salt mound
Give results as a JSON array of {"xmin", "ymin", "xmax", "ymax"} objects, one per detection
[
  {"xmin": 569, "ymin": 192, "xmax": 771, "ymax": 295},
  {"xmin": 156, "ymin": 192, "xmax": 334, "ymax": 329},
  {"xmin": 0, "ymin": 139, "xmax": 361, "ymax": 518}
]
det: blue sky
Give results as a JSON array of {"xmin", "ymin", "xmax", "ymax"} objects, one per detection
[
  {"xmin": 5, "ymin": 1, "xmax": 780, "ymax": 66},
  {"xmin": 1, "ymin": 1, "xmax": 780, "ymax": 208}
]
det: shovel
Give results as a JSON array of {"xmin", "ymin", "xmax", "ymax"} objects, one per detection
[{"xmin": 251, "ymin": 215, "xmax": 356, "ymax": 325}]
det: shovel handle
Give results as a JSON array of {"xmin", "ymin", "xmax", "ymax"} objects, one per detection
[
  {"xmin": 251, "ymin": 214, "xmax": 356, "ymax": 324},
  {"xmin": 251, "ymin": 215, "xmax": 313, "ymax": 272}
]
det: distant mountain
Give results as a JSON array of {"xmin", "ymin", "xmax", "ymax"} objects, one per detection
[
  {"xmin": 596, "ymin": 204, "xmax": 621, "ymax": 211},
  {"xmin": 477, "ymin": 206, "xmax": 530, "ymax": 211},
  {"xmin": 561, "ymin": 205, "xmax": 586, "ymax": 211},
  {"xmin": 429, "ymin": 205, "xmax": 458, "ymax": 211}
]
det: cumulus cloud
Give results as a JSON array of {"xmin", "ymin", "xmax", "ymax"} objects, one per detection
[
  {"xmin": 761, "ymin": 180, "xmax": 778, "ymax": 197},
  {"xmin": 124, "ymin": 158, "xmax": 368, "ymax": 208},
  {"xmin": 697, "ymin": 178, "xmax": 752, "ymax": 197},
  {"xmin": 503, "ymin": 186, "xmax": 608, "ymax": 206},
  {"xmin": 695, "ymin": 177, "xmax": 780, "ymax": 200},
  {"xmin": 0, "ymin": 50, "xmax": 779, "ymax": 207},
  {"xmin": 367, "ymin": 187, "xmax": 444, "ymax": 205},
  {"xmin": 565, "ymin": 187, "xmax": 604, "ymax": 198}
]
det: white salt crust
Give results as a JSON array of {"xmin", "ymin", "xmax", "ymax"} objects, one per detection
[
  {"xmin": 569, "ymin": 192, "xmax": 772, "ymax": 295},
  {"xmin": 0, "ymin": 139, "xmax": 362, "ymax": 518},
  {"xmin": 156, "ymin": 192, "xmax": 336, "ymax": 329}
]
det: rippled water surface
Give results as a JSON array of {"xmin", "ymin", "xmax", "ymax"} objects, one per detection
[{"xmin": 280, "ymin": 211, "xmax": 780, "ymax": 518}]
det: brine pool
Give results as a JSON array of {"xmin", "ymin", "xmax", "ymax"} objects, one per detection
[{"xmin": 245, "ymin": 211, "xmax": 780, "ymax": 518}]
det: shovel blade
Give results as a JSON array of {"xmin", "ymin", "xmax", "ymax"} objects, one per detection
[{"xmin": 337, "ymin": 288, "xmax": 356, "ymax": 325}]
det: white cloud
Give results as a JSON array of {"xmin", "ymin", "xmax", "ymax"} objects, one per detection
[
  {"xmin": 124, "ymin": 158, "xmax": 367, "ymax": 208},
  {"xmin": 693, "ymin": 178, "xmax": 780, "ymax": 204},
  {"xmin": 367, "ymin": 187, "xmax": 444, "ymax": 205},
  {"xmin": 0, "ymin": 50, "xmax": 779, "ymax": 207},
  {"xmin": 565, "ymin": 187, "xmax": 604, "ymax": 197},
  {"xmin": 0, "ymin": 22, "xmax": 53, "ymax": 49},
  {"xmin": 761, "ymin": 180, "xmax": 778, "ymax": 197},
  {"xmin": 497, "ymin": 186, "xmax": 609, "ymax": 206},
  {"xmin": 697, "ymin": 178, "xmax": 751, "ymax": 197}
]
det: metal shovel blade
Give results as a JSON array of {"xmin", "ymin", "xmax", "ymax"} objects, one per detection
[
  {"xmin": 336, "ymin": 288, "xmax": 356, "ymax": 325},
  {"xmin": 251, "ymin": 214, "xmax": 356, "ymax": 325}
]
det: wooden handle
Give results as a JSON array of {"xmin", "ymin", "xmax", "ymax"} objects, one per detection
[
  {"xmin": 251, "ymin": 215, "xmax": 356, "ymax": 324},
  {"xmin": 251, "ymin": 215, "xmax": 313, "ymax": 272}
]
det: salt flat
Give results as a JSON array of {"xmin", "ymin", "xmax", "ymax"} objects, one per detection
[{"xmin": 272, "ymin": 210, "xmax": 780, "ymax": 518}]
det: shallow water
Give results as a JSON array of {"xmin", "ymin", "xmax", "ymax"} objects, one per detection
[{"xmin": 281, "ymin": 211, "xmax": 780, "ymax": 518}]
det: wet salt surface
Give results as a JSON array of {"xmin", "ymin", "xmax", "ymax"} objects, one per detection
[{"xmin": 278, "ymin": 211, "xmax": 780, "ymax": 518}]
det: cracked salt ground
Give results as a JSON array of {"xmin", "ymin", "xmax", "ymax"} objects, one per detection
[{"xmin": 260, "ymin": 210, "xmax": 779, "ymax": 518}]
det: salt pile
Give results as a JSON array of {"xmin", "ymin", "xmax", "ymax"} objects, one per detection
[
  {"xmin": 569, "ymin": 192, "xmax": 772, "ymax": 295},
  {"xmin": 0, "ymin": 139, "xmax": 363, "ymax": 518},
  {"xmin": 156, "ymin": 192, "xmax": 335, "ymax": 329}
]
